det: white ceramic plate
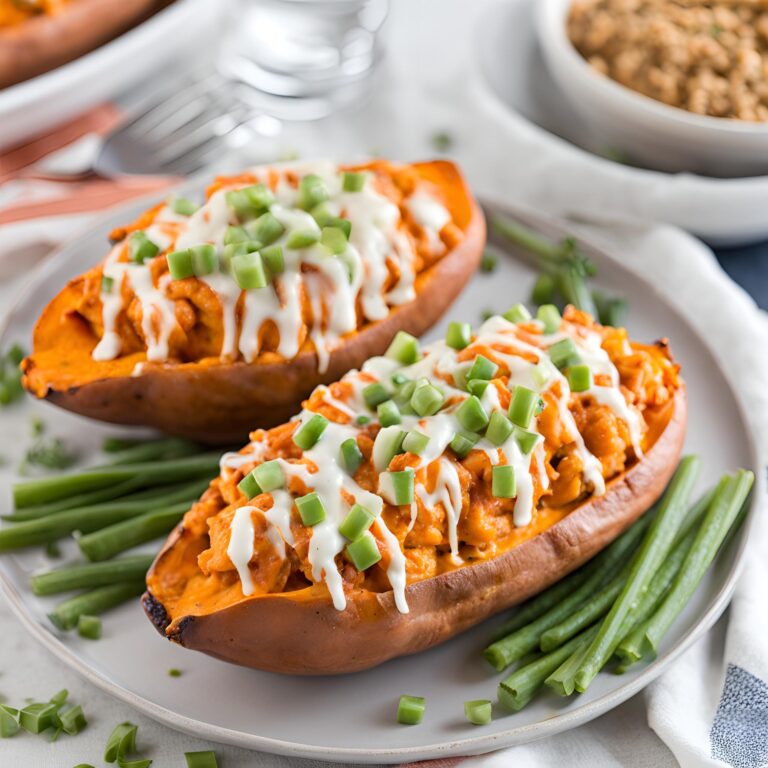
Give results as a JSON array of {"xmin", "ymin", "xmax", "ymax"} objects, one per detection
[
  {"xmin": 0, "ymin": 192, "xmax": 760, "ymax": 763},
  {"xmin": 473, "ymin": 0, "xmax": 768, "ymax": 245},
  {"xmin": 0, "ymin": 0, "xmax": 223, "ymax": 151}
]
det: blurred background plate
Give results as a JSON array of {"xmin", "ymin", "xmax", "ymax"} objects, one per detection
[{"xmin": 0, "ymin": 0, "xmax": 224, "ymax": 151}]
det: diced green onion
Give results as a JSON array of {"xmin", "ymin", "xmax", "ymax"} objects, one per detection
[
  {"xmin": 391, "ymin": 372, "xmax": 409, "ymax": 386},
  {"xmin": 537, "ymin": 303, "xmax": 561, "ymax": 334},
  {"xmin": 238, "ymin": 471, "xmax": 262, "ymax": 499},
  {"xmin": 372, "ymin": 426, "xmax": 406, "ymax": 471},
  {"xmin": 296, "ymin": 492, "xmax": 326, "ymax": 526},
  {"xmin": 249, "ymin": 212, "xmax": 285, "ymax": 246},
  {"xmin": 410, "ymin": 379, "xmax": 445, "ymax": 416},
  {"xmin": 346, "ymin": 532, "xmax": 381, "ymax": 571},
  {"xmin": 548, "ymin": 337, "xmax": 581, "ymax": 370},
  {"xmin": 567, "ymin": 364, "xmax": 593, "ymax": 392},
  {"xmin": 355, "ymin": 414, "xmax": 371, "ymax": 426},
  {"xmin": 77, "ymin": 614, "xmax": 102, "ymax": 640},
  {"xmin": 171, "ymin": 197, "xmax": 197, "ymax": 216},
  {"xmin": 339, "ymin": 503, "xmax": 376, "ymax": 540},
  {"xmin": 167, "ymin": 249, "xmax": 194, "ymax": 280},
  {"xmin": 298, "ymin": 174, "xmax": 329, "ymax": 210},
  {"xmin": 252, "ymin": 460, "xmax": 284, "ymax": 492},
  {"xmin": 450, "ymin": 430, "xmax": 479, "ymax": 459},
  {"xmin": 385, "ymin": 469, "xmax": 415, "ymax": 505},
  {"xmin": 395, "ymin": 378, "xmax": 417, "ymax": 404},
  {"xmin": 532, "ymin": 273, "xmax": 556, "ymax": 305},
  {"xmin": 104, "ymin": 721, "xmax": 138, "ymax": 762},
  {"xmin": 224, "ymin": 225, "xmax": 249, "ymax": 245},
  {"xmin": 342, "ymin": 171, "xmax": 366, "ymax": 192},
  {"xmin": 101, "ymin": 275, "xmax": 114, "ymax": 294},
  {"xmin": 310, "ymin": 202, "xmax": 333, "ymax": 227},
  {"xmin": 509, "ymin": 386, "xmax": 541, "ymax": 429},
  {"xmin": 464, "ymin": 699, "xmax": 492, "ymax": 726},
  {"xmin": 385, "ymin": 331, "xmax": 420, "ymax": 365},
  {"xmin": 403, "ymin": 430, "xmax": 430, "ymax": 456},
  {"xmin": 467, "ymin": 354, "xmax": 498, "ymax": 381},
  {"xmin": 128, "ymin": 231, "xmax": 159, "ymax": 264},
  {"xmin": 232, "ymin": 251, "xmax": 268, "ymax": 290},
  {"xmin": 467, "ymin": 379, "xmax": 490, "ymax": 398},
  {"xmin": 244, "ymin": 183, "xmax": 274, "ymax": 209},
  {"xmin": 492, "ymin": 465, "xmax": 516, "ymax": 498},
  {"xmin": 480, "ymin": 251, "xmax": 498, "ymax": 273},
  {"xmin": 397, "ymin": 695, "xmax": 425, "ymax": 725},
  {"xmin": 0, "ymin": 704, "xmax": 20, "ymax": 738},
  {"xmin": 19, "ymin": 702, "xmax": 58, "ymax": 734},
  {"xmin": 363, "ymin": 382, "xmax": 391, "ymax": 409},
  {"xmin": 340, "ymin": 438, "xmax": 364, "ymax": 475},
  {"xmin": 486, "ymin": 411, "xmax": 514, "ymax": 446},
  {"xmin": 260, "ymin": 245, "xmax": 284, "ymax": 277},
  {"xmin": 286, "ymin": 229, "xmax": 320, "ymax": 249},
  {"xmin": 503, "ymin": 303, "xmax": 532, "ymax": 324},
  {"xmin": 321, "ymin": 226, "xmax": 348, "ymax": 254},
  {"xmin": 378, "ymin": 400, "xmax": 402, "ymax": 427},
  {"xmin": 168, "ymin": 668, "xmax": 182, "ymax": 677},
  {"xmin": 226, "ymin": 184, "xmax": 273, "ymax": 221},
  {"xmin": 60, "ymin": 704, "xmax": 87, "ymax": 735},
  {"xmin": 185, "ymin": 751, "xmax": 219, "ymax": 768},
  {"xmin": 532, "ymin": 362, "xmax": 550, "ymax": 388},
  {"xmin": 446, "ymin": 321, "xmax": 471, "ymax": 350},
  {"xmin": 456, "ymin": 395, "xmax": 489, "ymax": 432},
  {"xmin": 190, "ymin": 244, "xmax": 217, "ymax": 276},
  {"xmin": 513, "ymin": 426, "xmax": 540, "ymax": 454},
  {"xmin": 330, "ymin": 217, "xmax": 352, "ymax": 238},
  {"xmin": 293, "ymin": 413, "xmax": 328, "ymax": 450},
  {"xmin": 50, "ymin": 689, "xmax": 68, "ymax": 707}
]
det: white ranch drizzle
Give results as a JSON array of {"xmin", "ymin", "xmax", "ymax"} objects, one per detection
[
  {"xmin": 228, "ymin": 506, "xmax": 257, "ymax": 596},
  {"xmin": 415, "ymin": 457, "xmax": 463, "ymax": 564}
]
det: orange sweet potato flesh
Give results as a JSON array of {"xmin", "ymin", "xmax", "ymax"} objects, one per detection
[{"xmin": 21, "ymin": 160, "xmax": 485, "ymax": 444}]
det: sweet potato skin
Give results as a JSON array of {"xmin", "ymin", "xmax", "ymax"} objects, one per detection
[
  {"xmin": 143, "ymin": 386, "xmax": 686, "ymax": 675},
  {"xmin": 23, "ymin": 161, "xmax": 485, "ymax": 444}
]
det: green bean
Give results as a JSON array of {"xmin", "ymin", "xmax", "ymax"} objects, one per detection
[
  {"xmin": 31, "ymin": 555, "xmax": 155, "ymax": 596},
  {"xmin": 100, "ymin": 438, "xmax": 201, "ymax": 467},
  {"xmin": 77, "ymin": 505, "xmax": 187, "ymax": 562},
  {"xmin": 491, "ymin": 215, "xmax": 571, "ymax": 265},
  {"xmin": 558, "ymin": 266, "xmax": 598, "ymax": 316},
  {"xmin": 48, "ymin": 582, "xmax": 146, "ymax": 630},
  {"xmin": 571, "ymin": 456, "xmax": 700, "ymax": 693}
]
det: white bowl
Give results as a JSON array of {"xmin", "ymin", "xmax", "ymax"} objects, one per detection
[{"xmin": 535, "ymin": 0, "xmax": 768, "ymax": 177}]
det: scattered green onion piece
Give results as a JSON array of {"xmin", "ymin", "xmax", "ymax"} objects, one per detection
[
  {"xmin": 378, "ymin": 399, "xmax": 402, "ymax": 427},
  {"xmin": 532, "ymin": 362, "xmax": 551, "ymax": 388},
  {"xmin": 383, "ymin": 469, "xmax": 415, "ymax": 505},
  {"xmin": 224, "ymin": 225, "xmax": 249, "ymax": 245},
  {"xmin": 391, "ymin": 372, "xmax": 409, "ymax": 386},
  {"xmin": 385, "ymin": 331, "xmax": 420, "ymax": 365},
  {"xmin": 492, "ymin": 465, "xmax": 516, "ymax": 498},
  {"xmin": 363, "ymin": 382, "xmax": 391, "ymax": 409},
  {"xmin": 190, "ymin": 244, "xmax": 217, "ymax": 276},
  {"xmin": 310, "ymin": 202, "xmax": 334, "ymax": 227},
  {"xmin": 567, "ymin": 364, "xmax": 593, "ymax": 392},
  {"xmin": 396, "ymin": 695, "xmax": 425, "ymax": 725},
  {"xmin": 402, "ymin": 430, "xmax": 430, "ymax": 456},
  {"xmin": 486, "ymin": 411, "xmax": 514, "ymax": 446},
  {"xmin": 170, "ymin": 197, "xmax": 197, "ymax": 216},
  {"xmin": 503, "ymin": 303, "xmax": 532, "ymax": 324},
  {"xmin": 225, "ymin": 187, "xmax": 269, "ymax": 221},
  {"xmin": 286, "ymin": 229, "xmax": 320, "ymax": 249},
  {"xmin": 467, "ymin": 379, "xmax": 490, "ymax": 398},
  {"xmin": 166, "ymin": 249, "xmax": 194, "ymax": 280},
  {"xmin": 0, "ymin": 705, "xmax": 20, "ymax": 738},
  {"xmin": 295, "ymin": 492, "xmax": 326, "ymax": 526},
  {"xmin": 342, "ymin": 171, "xmax": 366, "ymax": 192},
  {"xmin": 346, "ymin": 532, "xmax": 381, "ymax": 571},
  {"xmin": 330, "ymin": 216, "xmax": 352, "ymax": 238},
  {"xmin": 19, "ymin": 702, "xmax": 58, "ymax": 734},
  {"xmin": 513, "ymin": 426, "xmax": 540, "ymax": 454},
  {"xmin": 339, "ymin": 503, "xmax": 376, "ymax": 540},
  {"xmin": 249, "ymin": 211, "xmax": 284, "ymax": 245},
  {"xmin": 372, "ymin": 426, "xmax": 406, "ymax": 471},
  {"xmin": 340, "ymin": 438, "xmax": 364, "ymax": 476},
  {"xmin": 74, "ymin": 764, "xmax": 96, "ymax": 768},
  {"xmin": 260, "ymin": 245, "xmax": 284, "ymax": 277},
  {"xmin": 537, "ymin": 303, "xmax": 561, "ymax": 334},
  {"xmin": 117, "ymin": 759, "xmax": 152, "ymax": 768},
  {"xmin": 101, "ymin": 275, "xmax": 114, "ymax": 294},
  {"xmin": 104, "ymin": 721, "xmax": 138, "ymax": 762},
  {"xmin": 467, "ymin": 354, "xmax": 498, "ymax": 382},
  {"xmin": 548, "ymin": 337, "xmax": 581, "ymax": 370},
  {"xmin": 531, "ymin": 273, "xmax": 556, "ymax": 305},
  {"xmin": 50, "ymin": 689, "xmax": 68, "ymax": 707},
  {"xmin": 297, "ymin": 174, "xmax": 328, "ymax": 210},
  {"xmin": 238, "ymin": 471, "xmax": 262, "ymax": 499},
  {"xmin": 464, "ymin": 699, "xmax": 492, "ymax": 725},
  {"xmin": 77, "ymin": 614, "xmax": 102, "ymax": 640},
  {"xmin": 446, "ymin": 321, "xmax": 471, "ymax": 350},
  {"xmin": 450, "ymin": 430, "xmax": 479, "ymax": 459},
  {"xmin": 395, "ymin": 378, "xmax": 417, "ymax": 404},
  {"xmin": 321, "ymin": 226, "xmax": 348, "ymax": 254},
  {"xmin": 168, "ymin": 668, "xmax": 182, "ymax": 677},
  {"xmin": 410, "ymin": 379, "xmax": 444, "ymax": 416},
  {"xmin": 185, "ymin": 752, "xmax": 219, "ymax": 768},
  {"xmin": 508, "ymin": 386, "xmax": 540, "ymax": 429},
  {"xmin": 252, "ymin": 460, "xmax": 284, "ymax": 492},
  {"xmin": 480, "ymin": 251, "xmax": 497, "ymax": 273},
  {"xmin": 232, "ymin": 251, "xmax": 268, "ymax": 290},
  {"xmin": 128, "ymin": 231, "xmax": 158, "ymax": 264},
  {"xmin": 60, "ymin": 704, "xmax": 87, "ymax": 735},
  {"xmin": 456, "ymin": 395, "xmax": 489, "ymax": 432},
  {"xmin": 244, "ymin": 183, "xmax": 274, "ymax": 210},
  {"xmin": 355, "ymin": 414, "xmax": 371, "ymax": 426},
  {"xmin": 293, "ymin": 413, "xmax": 329, "ymax": 450}
]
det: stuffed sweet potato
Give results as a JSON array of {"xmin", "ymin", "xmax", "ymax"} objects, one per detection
[
  {"xmin": 143, "ymin": 305, "xmax": 686, "ymax": 674},
  {"xmin": 0, "ymin": 0, "xmax": 162, "ymax": 88},
  {"xmin": 22, "ymin": 159, "xmax": 485, "ymax": 443}
]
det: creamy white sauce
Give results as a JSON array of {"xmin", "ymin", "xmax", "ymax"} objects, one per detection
[{"xmin": 228, "ymin": 506, "xmax": 256, "ymax": 596}]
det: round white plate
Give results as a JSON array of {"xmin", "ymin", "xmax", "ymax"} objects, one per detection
[
  {"xmin": 0, "ymin": 192, "xmax": 760, "ymax": 763},
  {"xmin": 0, "ymin": 0, "xmax": 223, "ymax": 151},
  {"xmin": 473, "ymin": 0, "xmax": 768, "ymax": 246}
]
